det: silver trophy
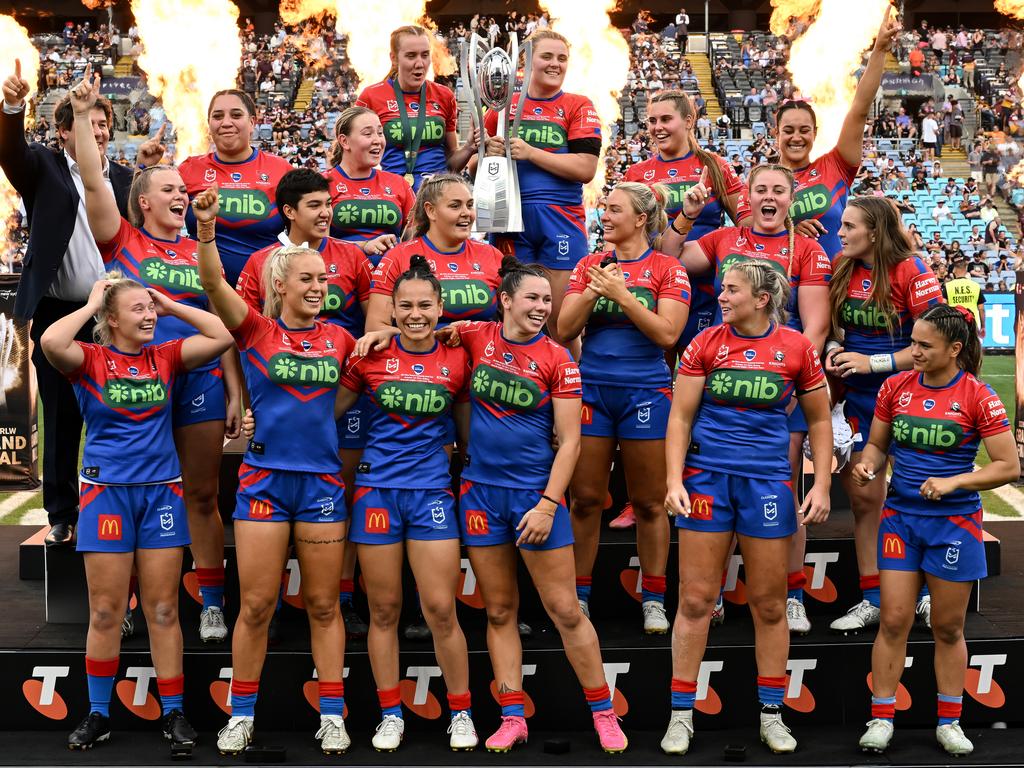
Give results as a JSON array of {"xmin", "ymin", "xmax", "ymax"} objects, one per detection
[{"xmin": 461, "ymin": 33, "xmax": 532, "ymax": 233}]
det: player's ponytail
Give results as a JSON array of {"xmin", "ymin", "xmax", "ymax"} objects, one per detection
[
  {"xmin": 726, "ymin": 260, "xmax": 791, "ymax": 328},
  {"xmin": 497, "ymin": 255, "xmax": 547, "ymax": 318},
  {"xmin": 262, "ymin": 245, "xmax": 322, "ymax": 320},
  {"xmin": 919, "ymin": 304, "xmax": 983, "ymax": 376},
  {"xmin": 393, "ymin": 253, "xmax": 442, "ymax": 300},
  {"xmin": 93, "ymin": 271, "xmax": 148, "ymax": 346},
  {"xmin": 614, "ymin": 181, "xmax": 668, "ymax": 250},
  {"xmin": 410, "ymin": 173, "xmax": 471, "ymax": 238}
]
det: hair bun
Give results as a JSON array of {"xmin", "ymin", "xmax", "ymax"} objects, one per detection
[
  {"xmin": 408, "ymin": 253, "xmax": 433, "ymax": 273},
  {"xmin": 498, "ymin": 254, "xmax": 523, "ymax": 279}
]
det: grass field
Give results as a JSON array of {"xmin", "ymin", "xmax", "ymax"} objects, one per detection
[{"xmin": 0, "ymin": 355, "xmax": 1019, "ymax": 524}]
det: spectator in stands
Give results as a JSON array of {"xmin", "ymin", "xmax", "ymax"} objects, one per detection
[
  {"xmin": 962, "ymin": 176, "xmax": 979, "ymax": 197},
  {"xmin": 959, "ymin": 191, "xmax": 981, "ymax": 220},
  {"xmin": 981, "ymin": 141, "xmax": 1001, "ymax": 196},
  {"xmin": 911, "ymin": 169, "xmax": 929, "ymax": 191},
  {"xmin": 743, "ymin": 87, "xmax": 762, "ymax": 106},
  {"xmin": 921, "ymin": 112, "xmax": 938, "ymax": 161},
  {"xmin": 930, "ymin": 198, "xmax": 952, "ymax": 224},
  {"xmin": 925, "ymin": 231, "xmax": 945, "ymax": 254},
  {"xmin": 946, "ymin": 98, "xmax": 964, "ymax": 150},
  {"xmin": 941, "ymin": 177, "xmax": 959, "ymax": 198},
  {"xmin": 908, "ymin": 46, "xmax": 924, "ymax": 77},
  {"xmin": 895, "ymin": 195, "xmax": 916, "ymax": 215},
  {"xmin": 930, "ymin": 159, "xmax": 944, "ymax": 179},
  {"xmin": 979, "ymin": 198, "xmax": 998, "ymax": 225},
  {"xmin": 968, "ymin": 252, "xmax": 990, "ymax": 278},
  {"xmin": 967, "ymin": 225, "xmax": 984, "ymax": 245},
  {"xmin": 675, "ymin": 7, "xmax": 689, "ymax": 54}
]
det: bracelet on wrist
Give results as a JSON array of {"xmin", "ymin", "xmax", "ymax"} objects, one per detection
[
  {"xmin": 868, "ymin": 353, "xmax": 895, "ymax": 374},
  {"xmin": 540, "ymin": 494, "xmax": 560, "ymax": 507},
  {"xmin": 681, "ymin": 209, "xmax": 699, "ymax": 221}
]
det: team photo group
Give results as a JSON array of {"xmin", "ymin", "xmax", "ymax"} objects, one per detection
[{"xmin": 3, "ymin": 1, "xmax": 1021, "ymax": 761}]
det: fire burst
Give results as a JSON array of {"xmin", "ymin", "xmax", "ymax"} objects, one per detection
[
  {"xmin": 0, "ymin": 17, "xmax": 40, "ymax": 269},
  {"xmin": 539, "ymin": 0, "xmax": 630, "ymax": 205},
  {"xmin": 280, "ymin": 0, "xmax": 429, "ymax": 87},
  {"xmin": 769, "ymin": 0, "xmax": 890, "ymax": 160},
  {"xmin": 131, "ymin": 0, "xmax": 242, "ymax": 159}
]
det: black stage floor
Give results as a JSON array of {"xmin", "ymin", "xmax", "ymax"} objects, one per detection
[{"xmin": 0, "ymin": 725, "xmax": 1020, "ymax": 767}]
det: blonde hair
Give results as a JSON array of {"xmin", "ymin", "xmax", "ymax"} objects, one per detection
[
  {"xmin": 525, "ymin": 29, "xmax": 570, "ymax": 50},
  {"xmin": 612, "ymin": 181, "xmax": 669, "ymax": 250},
  {"xmin": 410, "ymin": 173, "xmax": 471, "ymax": 238},
  {"xmin": 725, "ymin": 259, "xmax": 791, "ymax": 327},
  {"xmin": 328, "ymin": 106, "xmax": 377, "ymax": 168},
  {"xmin": 388, "ymin": 25, "xmax": 430, "ymax": 79},
  {"xmin": 93, "ymin": 271, "xmax": 149, "ymax": 345},
  {"xmin": 747, "ymin": 164, "xmax": 796, "ymax": 277},
  {"xmin": 128, "ymin": 165, "xmax": 180, "ymax": 228},
  {"xmin": 261, "ymin": 245, "xmax": 324, "ymax": 320}
]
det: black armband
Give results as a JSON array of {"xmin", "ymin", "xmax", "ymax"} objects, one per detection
[{"xmin": 567, "ymin": 137, "xmax": 602, "ymax": 157}]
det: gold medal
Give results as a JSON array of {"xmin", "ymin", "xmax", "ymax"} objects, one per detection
[{"xmin": 404, "ymin": 173, "xmax": 415, "ymax": 186}]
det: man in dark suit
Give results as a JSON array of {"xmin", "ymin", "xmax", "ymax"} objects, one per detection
[{"xmin": 1, "ymin": 61, "xmax": 134, "ymax": 546}]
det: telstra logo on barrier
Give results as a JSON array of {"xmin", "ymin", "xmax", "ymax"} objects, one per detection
[
  {"xmin": 23, "ymin": 666, "xmax": 70, "ymax": 720},
  {"xmin": 116, "ymin": 666, "xmax": 161, "ymax": 720}
]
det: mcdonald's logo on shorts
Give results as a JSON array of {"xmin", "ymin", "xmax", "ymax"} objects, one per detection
[
  {"xmin": 98, "ymin": 514, "xmax": 122, "ymax": 541},
  {"xmin": 365, "ymin": 508, "xmax": 390, "ymax": 534},
  {"xmin": 689, "ymin": 493, "xmax": 713, "ymax": 521},
  {"xmin": 465, "ymin": 509, "xmax": 489, "ymax": 535},
  {"xmin": 581, "ymin": 404, "xmax": 593, "ymax": 425},
  {"xmin": 249, "ymin": 499, "xmax": 273, "ymax": 520},
  {"xmin": 882, "ymin": 533, "xmax": 905, "ymax": 559}
]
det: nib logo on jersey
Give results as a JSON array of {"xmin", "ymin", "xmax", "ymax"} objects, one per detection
[
  {"xmin": 116, "ymin": 666, "xmax": 162, "ymax": 720},
  {"xmin": 141, "ymin": 258, "xmax": 202, "ymax": 293},
  {"xmin": 440, "ymin": 281, "xmax": 494, "ymax": 317},
  {"xmin": 706, "ymin": 369, "xmax": 786, "ymax": 406},
  {"xmin": 719, "ymin": 253, "xmax": 787, "ymax": 278},
  {"xmin": 268, "ymin": 353, "xmax": 340, "ymax": 387},
  {"xmin": 333, "ymin": 200, "xmax": 402, "ymax": 228},
  {"xmin": 103, "ymin": 377, "xmax": 169, "ymax": 409},
  {"xmin": 471, "ymin": 364, "xmax": 542, "ymax": 412},
  {"xmin": 890, "ymin": 415, "xmax": 964, "ymax": 452},
  {"xmin": 515, "ymin": 121, "xmax": 567, "ymax": 149},
  {"xmin": 662, "ymin": 180, "xmax": 697, "ymax": 211},
  {"xmin": 321, "ymin": 284, "xmax": 354, "ymax": 316},
  {"xmin": 23, "ymin": 665, "xmax": 70, "ymax": 720},
  {"xmin": 593, "ymin": 286, "xmax": 655, "ymax": 319},
  {"xmin": 218, "ymin": 188, "xmax": 272, "ymax": 224},
  {"xmin": 840, "ymin": 298, "xmax": 894, "ymax": 332},
  {"xmin": 375, "ymin": 382, "xmax": 451, "ymax": 417},
  {"xmin": 386, "ymin": 117, "xmax": 445, "ymax": 144},
  {"xmin": 789, "ymin": 184, "xmax": 831, "ymax": 220}
]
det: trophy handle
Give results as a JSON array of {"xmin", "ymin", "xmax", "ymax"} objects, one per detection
[
  {"xmin": 467, "ymin": 35, "xmax": 487, "ymax": 167},
  {"xmin": 511, "ymin": 38, "xmax": 532, "ymax": 143}
]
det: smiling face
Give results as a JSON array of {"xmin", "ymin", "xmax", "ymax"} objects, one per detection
[
  {"xmin": 718, "ymin": 268, "xmax": 767, "ymax": 326},
  {"xmin": 284, "ymin": 190, "xmax": 332, "ymax": 242},
  {"xmin": 600, "ymin": 188, "xmax": 644, "ymax": 245},
  {"xmin": 208, "ymin": 94, "xmax": 255, "ymax": 156},
  {"xmin": 392, "ymin": 277, "xmax": 441, "ymax": 342},
  {"xmin": 274, "ymin": 251, "xmax": 327, "ymax": 323},
  {"xmin": 108, "ymin": 287, "xmax": 157, "ymax": 347},
  {"xmin": 502, "ymin": 274, "xmax": 551, "ymax": 336},
  {"xmin": 138, "ymin": 168, "xmax": 189, "ymax": 231},
  {"xmin": 339, "ymin": 111, "xmax": 384, "ymax": 168},
  {"xmin": 425, "ymin": 182, "xmax": 475, "ymax": 243},
  {"xmin": 775, "ymin": 106, "xmax": 816, "ymax": 166},
  {"xmin": 392, "ymin": 31, "xmax": 431, "ymax": 91},
  {"xmin": 530, "ymin": 38, "xmax": 569, "ymax": 94},
  {"xmin": 748, "ymin": 168, "xmax": 793, "ymax": 232},
  {"xmin": 647, "ymin": 99, "xmax": 690, "ymax": 157}
]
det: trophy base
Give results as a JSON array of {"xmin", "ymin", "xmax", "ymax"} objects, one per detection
[{"xmin": 474, "ymin": 156, "xmax": 524, "ymax": 234}]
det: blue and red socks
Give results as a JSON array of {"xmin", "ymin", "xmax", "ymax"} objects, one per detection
[
  {"xmin": 498, "ymin": 690, "xmax": 525, "ymax": 718},
  {"xmin": 787, "ymin": 570, "xmax": 806, "ymax": 602},
  {"xmin": 575, "ymin": 576, "xmax": 592, "ymax": 604},
  {"xmin": 861, "ymin": 574, "xmax": 881, "ymax": 608},
  {"xmin": 757, "ymin": 675, "xmax": 786, "ymax": 711},
  {"xmin": 871, "ymin": 695, "xmax": 896, "ymax": 722},
  {"xmin": 671, "ymin": 678, "xmax": 697, "ymax": 710},
  {"xmin": 85, "ymin": 656, "xmax": 118, "ymax": 717},
  {"xmin": 230, "ymin": 678, "xmax": 259, "ymax": 718},
  {"xmin": 377, "ymin": 685, "xmax": 403, "ymax": 719},
  {"xmin": 339, "ymin": 578, "xmax": 355, "ymax": 607},
  {"xmin": 641, "ymin": 574, "xmax": 666, "ymax": 605},
  {"xmin": 448, "ymin": 691, "xmax": 472, "ymax": 719},
  {"xmin": 196, "ymin": 566, "xmax": 225, "ymax": 611},
  {"xmin": 157, "ymin": 674, "xmax": 184, "ymax": 715},
  {"xmin": 937, "ymin": 694, "xmax": 962, "ymax": 725},
  {"xmin": 583, "ymin": 684, "xmax": 613, "ymax": 713},
  {"xmin": 319, "ymin": 680, "xmax": 345, "ymax": 717}
]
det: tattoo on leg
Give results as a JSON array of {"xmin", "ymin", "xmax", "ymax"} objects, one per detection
[
  {"xmin": 497, "ymin": 682, "xmax": 521, "ymax": 694},
  {"xmin": 295, "ymin": 536, "xmax": 346, "ymax": 545}
]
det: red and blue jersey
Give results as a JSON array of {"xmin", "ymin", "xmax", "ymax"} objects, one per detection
[
  {"xmin": 68, "ymin": 340, "xmax": 185, "ymax": 485},
  {"xmin": 459, "ymin": 321, "xmax": 581, "ymax": 489},
  {"xmin": 566, "ymin": 249, "xmax": 691, "ymax": 388},
  {"xmin": 341, "ymin": 337, "xmax": 468, "ymax": 490},
  {"xmin": 679, "ymin": 323, "xmax": 825, "ymax": 480},
  {"xmin": 97, "ymin": 218, "xmax": 217, "ymax": 371},
  {"xmin": 324, "ymin": 166, "xmax": 415, "ymax": 261},
  {"xmin": 370, "ymin": 236, "xmax": 503, "ymax": 325},
  {"xmin": 231, "ymin": 306, "xmax": 355, "ymax": 474},
  {"xmin": 236, "ymin": 237, "xmax": 373, "ymax": 338},
  {"xmin": 876, "ymin": 370, "xmax": 1010, "ymax": 516},
  {"xmin": 483, "ymin": 91, "xmax": 602, "ymax": 206},
  {"xmin": 356, "ymin": 79, "xmax": 457, "ymax": 186},
  {"xmin": 738, "ymin": 148, "xmax": 859, "ymax": 259},
  {"xmin": 179, "ymin": 148, "xmax": 294, "ymax": 285},
  {"xmin": 695, "ymin": 226, "xmax": 831, "ymax": 332},
  {"xmin": 837, "ymin": 255, "xmax": 943, "ymax": 392}
]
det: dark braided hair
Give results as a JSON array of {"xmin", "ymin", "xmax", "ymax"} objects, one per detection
[
  {"xmin": 918, "ymin": 304, "xmax": 982, "ymax": 376},
  {"xmin": 392, "ymin": 253, "xmax": 442, "ymax": 300},
  {"xmin": 497, "ymin": 255, "xmax": 547, "ymax": 318}
]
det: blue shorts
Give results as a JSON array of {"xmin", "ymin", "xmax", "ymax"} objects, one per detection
[
  {"xmin": 490, "ymin": 203, "xmax": 588, "ymax": 270},
  {"xmin": 675, "ymin": 467, "xmax": 797, "ymax": 538},
  {"xmin": 678, "ymin": 282, "xmax": 716, "ymax": 351},
  {"xmin": 582, "ymin": 383, "xmax": 672, "ymax": 439},
  {"xmin": 77, "ymin": 481, "xmax": 190, "ymax": 552},
  {"xmin": 844, "ymin": 388, "xmax": 877, "ymax": 451},
  {"xmin": 233, "ymin": 463, "xmax": 348, "ymax": 524},
  {"xmin": 787, "ymin": 402, "xmax": 808, "ymax": 433},
  {"xmin": 336, "ymin": 393, "xmax": 371, "ymax": 451},
  {"xmin": 172, "ymin": 367, "xmax": 227, "ymax": 429},
  {"xmin": 879, "ymin": 507, "xmax": 987, "ymax": 582},
  {"xmin": 458, "ymin": 479, "xmax": 574, "ymax": 551},
  {"xmin": 349, "ymin": 486, "xmax": 458, "ymax": 544}
]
